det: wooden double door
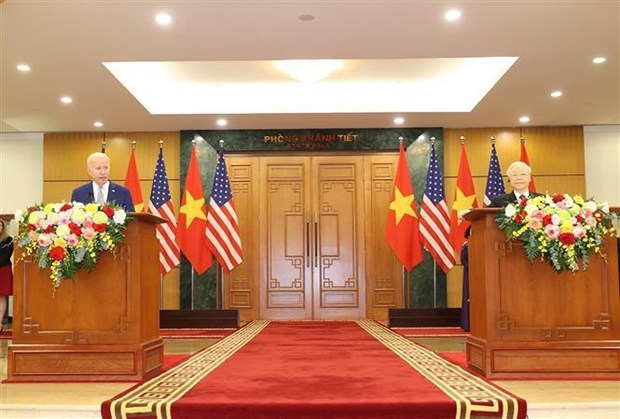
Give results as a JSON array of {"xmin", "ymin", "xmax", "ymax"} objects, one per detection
[{"xmin": 259, "ymin": 156, "xmax": 365, "ymax": 320}]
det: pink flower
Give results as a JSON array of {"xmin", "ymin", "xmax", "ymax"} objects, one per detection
[
  {"xmin": 585, "ymin": 217, "xmax": 598, "ymax": 228},
  {"xmin": 572, "ymin": 225, "xmax": 587, "ymax": 239},
  {"xmin": 545, "ymin": 224, "xmax": 561, "ymax": 239},
  {"xmin": 528, "ymin": 218, "xmax": 543, "ymax": 230},
  {"xmin": 37, "ymin": 233, "xmax": 53, "ymax": 247},
  {"xmin": 82, "ymin": 227, "xmax": 96, "ymax": 240},
  {"xmin": 66, "ymin": 234, "xmax": 79, "ymax": 247}
]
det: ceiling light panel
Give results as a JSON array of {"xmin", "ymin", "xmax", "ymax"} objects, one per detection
[{"xmin": 103, "ymin": 58, "xmax": 518, "ymax": 115}]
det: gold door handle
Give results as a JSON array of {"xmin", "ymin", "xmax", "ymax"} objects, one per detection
[
  {"xmin": 306, "ymin": 215, "xmax": 310, "ymax": 268},
  {"xmin": 314, "ymin": 214, "xmax": 318, "ymax": 268}
]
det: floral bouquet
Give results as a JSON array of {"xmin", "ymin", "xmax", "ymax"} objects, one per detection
[
  {"xmin": 495, "ymin": 194, "xmax": 615, "ymax": 273},
  {"xmin": 15, "ymin": 202, "xmax": 130, "ymax": 290}
]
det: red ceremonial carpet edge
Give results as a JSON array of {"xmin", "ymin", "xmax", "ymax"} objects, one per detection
[{"xmin": 101, "ymin": 320, "xmax": 526, "ymax": 419}]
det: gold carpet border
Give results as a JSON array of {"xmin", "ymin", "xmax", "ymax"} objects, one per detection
[
  {"xmin": 357, "ymin": 320, "xmax": 520, "ymax": 419},
  {"xmin": 109, "ymin": 320, "xmax": 270, "ymax": 419}
]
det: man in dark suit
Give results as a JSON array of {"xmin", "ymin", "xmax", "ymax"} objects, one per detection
[
  {"xmin": 487, "ymin": 161, "xmax": 541, "ymax": 208},
  {"xmin": 71, "ymin": 152, "xmax": 135, "ymax": 211}
]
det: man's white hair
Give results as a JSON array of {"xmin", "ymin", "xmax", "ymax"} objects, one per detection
[
  {"xmin": 506, "ymin": 161, "xmax": 531, "ymax": 176},
  {"xmin": 86, "ymin": 152, "xmax": 109, "ymax": 169}
]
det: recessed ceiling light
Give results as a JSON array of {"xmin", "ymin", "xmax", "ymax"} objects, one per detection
[
  {"xmin": 393, "ymin": 117, "xmax": 404, "ymax": 124},
  {"xmin": 298, "ymin": 14, "xmax": 315, "ymax": 21},
  {"xmin": 216, "ymin": 118, "xmax": 228, "ymax": 127},
  {"xmin": 550, "ymin": 91, "xmax": 563, "ymax": 98},
  {"xmin": 155, "ymin": 12, "xmax": 172, "ymax": 26},
  {"xmin": 444, "ymin": 9, "xmax": 462, "ymax": 21},
  {"xmin": 16, "ymin": 64, "xmax": 31, "ymax": 72},
  {"xmin": 519, "ymin": 116, "xmax": 530, "ymax": 123},
  {"xmin": 60, "ymin": 96, "xmax": 73, "ymax": 104},
  {"xmin": 592, "ymin": 57, "xmax": 607, "ymax": 64},
  {"xmin": 93, "ymin": 121, "xmax": 103, "ymax": 127}
]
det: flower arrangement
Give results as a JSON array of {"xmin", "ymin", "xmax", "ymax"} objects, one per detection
[
  {"xmin": 495, "ymin": 194, "xmax": 615, "ymax": 273},
  {"xmin": 15, "ymin": 202, "xmax": 130, "ymax": 290}
]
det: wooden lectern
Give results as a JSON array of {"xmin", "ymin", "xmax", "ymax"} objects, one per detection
[
  {"xmin": 464, "ymin": 208, "xmax": 620, "ymax": 379},
  {"xmin": 8, "ymin": 213, "xmax": 164, "ymax": 382}
]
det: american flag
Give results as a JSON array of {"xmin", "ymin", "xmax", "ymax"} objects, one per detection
[
  {"xmin": 484, "ymin": 143, "xmax": 506, "ymax": 206},
  {"xmin": 148, "ymin": 148, "xmax": 180, "ymax": 274},
  {"xmin": 206, "ymin": 147, "xmax": 243, "ymax": 273},
  {"xmin": 419, "ymin": 142, "xmax": 455, "ymax": 273}
]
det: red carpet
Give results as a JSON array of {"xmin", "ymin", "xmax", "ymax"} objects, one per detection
[{"xmin": 102, "ymin": 320, "xmax": 526, "ymax": 419}]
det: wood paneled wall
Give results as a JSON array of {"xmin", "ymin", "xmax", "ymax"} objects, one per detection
[
  {"xmin": 443, "ymin": 126, "xmax": 585, "ymax": 308},
  {"xmin": 44, "ymin": 132, "xmax": 181, "ymax": 309},
  {"xmin": 43, "ymin": 126, "xmax": 585, "ymax": 314}
]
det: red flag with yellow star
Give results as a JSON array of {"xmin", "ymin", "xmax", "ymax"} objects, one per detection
[
  {"xmin": 123, "ymin": 148, "xmax": 144, "ymax": 212},
  {"xmin": 177, "ymin": 147, "xmax": 212, "ymax": 274},
  {"xmin": 385, "ymin": 142, "xmax": 423, "ymax": 271},
  {"xmin": 520, "ymin": 141, "xmax": 537, "ymax": 192},
  {"xmin": 449, "ymin": 143, "xmax": 478, "ymax": 253}
]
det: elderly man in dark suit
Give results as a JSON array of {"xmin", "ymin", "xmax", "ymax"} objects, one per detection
[
  {"xmin": 487, "ymin": 161, "xmax": 541, "ymax": 208},
  {"xmin": 71, "ymin": 152, "xmax": 135, "ymax": 211}
]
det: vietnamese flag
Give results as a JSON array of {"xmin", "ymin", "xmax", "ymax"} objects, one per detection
[
  {"xmin": 520, "ymin": 140, "xmax": 537, "ymax": 192},
  {"xmin": 123, "ymin": 148, "xmax": 144, "ymax": 212},
  {"xmin": 385, "ymin": 142, "xmax": 423, "ymax": 271},
  {"xmin": 177, "ymin": 147, "xmax": 213, "ymax": 274},
  {"xmin": 448, "ymin": 142, "xmax": 478, "ymax": 254}
]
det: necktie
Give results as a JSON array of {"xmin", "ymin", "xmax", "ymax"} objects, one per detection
[
  {"xmin": 519, "ymin": 194, "xmax": 528, "ymax": 206},
  {"xmin": 97, "ymin": 186, "xmax": 104, "ymax": 204}
]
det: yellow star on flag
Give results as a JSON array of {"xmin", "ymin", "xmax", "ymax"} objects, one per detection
[
  {"xmin": 389, "ymin": 186, "xmax": 417, "ymax": 225},
  {"xmin": 180, "ymin": 191, "xmax": 206, "ymax": 228},
  {"xmin": 452, "ymin": 187, "xmax": 476, "ymax": 225}
]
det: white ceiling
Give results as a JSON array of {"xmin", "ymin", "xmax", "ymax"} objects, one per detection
[{"xmin": 1, "ymin": 0, "xmax": 619, "ymax": 133}]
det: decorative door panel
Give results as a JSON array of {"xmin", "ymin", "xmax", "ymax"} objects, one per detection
[
  {"xmin": 312, "ymin": 157, "xmax": 365, "ymax": 319},
  {"xmin": 259, "ymin": 156, "xmax": 365, "ymax": 320},
  {"xmin": 260, "ymin": 157, "xmax": 312, "ymax": 319}
]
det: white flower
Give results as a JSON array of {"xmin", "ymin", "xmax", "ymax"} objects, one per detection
[
  {"xmin": 583, "ymin": 201, "xmax": 598, "ymax": 212},
  {"xmin": 504, "ymin": 204, "xmax": 517, "ymax": 217},
  {"xmin": 563, "ymin": 194, "xmax": 574, "ymax": 208},
  {"xmin": 600, "ymin": 202, "xmax": 610, "ymax": 213},
  {"xmin": 524, "ymin": 203, "xmax": 538, "ymax": 215},
  {"xmin": 113, "ymin": 209, "xmax": 127, "ymax": 224}
]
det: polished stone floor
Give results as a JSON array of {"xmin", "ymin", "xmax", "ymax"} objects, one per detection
[{"xmin": 1, "ymin": 331, "xmax": 619, "ymax": 419}]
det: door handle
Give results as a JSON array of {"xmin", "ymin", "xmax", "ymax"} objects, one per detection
[
  {"xmin": 314, "ymin": 214, "xmax": 318, "ymax": 268},
  {"xmin": 306, "ymin": 215, "xmax": 310, "ymax": 268}
]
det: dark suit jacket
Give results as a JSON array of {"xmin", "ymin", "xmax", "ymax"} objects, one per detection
[
  {"xmin": 487, "ymin": 191, "xmax": 542, "ymax": 208},
  {"xmin": 71, "ymin": 182, "xmax": 135, "ymax": 212}
]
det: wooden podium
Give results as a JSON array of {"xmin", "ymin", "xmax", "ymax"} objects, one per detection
[
  {"xmin": 8, "ymin": 213, "xmax": 164, "ymax": 382},
  {"xmin": 464, "ymin": 208, "xmax": 620, "ymax": 379}
]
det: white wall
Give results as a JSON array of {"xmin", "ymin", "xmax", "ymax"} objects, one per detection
[
  {"xmin": 584, "ymin": 125, "xmax": 620, "ymax": 206},
  {"xmin": 0, "ymin": 132, "xmax": 44, "ymax": 218}
]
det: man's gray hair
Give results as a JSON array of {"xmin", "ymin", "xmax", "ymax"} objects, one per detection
[
  {"xmin": 506, "ymin": 161, "xmax": 531, "ymax": 176},
  {"xmin": 86, "ymin": 152, "xmax": 109, "ymax": 169}
]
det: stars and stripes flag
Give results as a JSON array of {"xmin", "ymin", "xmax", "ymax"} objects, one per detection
[
  {"xmin": 148, "ymin": 148, "xmax": 180, "ymax": 274},
  {"xmin": 419, "ymin": 142, "xmax": 455, "ymax": 273},
  {"xmin": 484, "ymin": 142, "xmax": 506, "ymax": 206},
  {"xmin": 519, "ymin": 140, "xmax": 537, "ymax": 192},
  {"xmin": 206, "ymin": 147, "xmax": 243, "ymax": 273}
]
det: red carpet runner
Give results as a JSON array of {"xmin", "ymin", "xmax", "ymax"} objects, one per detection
[{"xmin": 102, "ymin": 320, "xmax": 526, "ymax": 419}]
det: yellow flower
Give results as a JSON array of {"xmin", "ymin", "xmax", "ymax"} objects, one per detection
[
  {"xmin": 92, "ymin": 211, "xmax": 109, "ymax": 224},
  {"xmin": 85, "ymin": 203, "xmax": 99, "ymax": 213},
  {"xmin": 53, "ymin": 237, "xmax": 67, "ymax": 248}
]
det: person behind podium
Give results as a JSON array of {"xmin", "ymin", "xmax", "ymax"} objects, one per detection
[
  {"xmin": 71, "ymin": 152, "xmax": 135, "ymax": 212},
  {"xmin": 487, "ymin": 161, "xmax": 541, "ymax": 208},
  {"xmin": 0, "ymin": 219, "xmax": 13, "ymax": 334}
]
